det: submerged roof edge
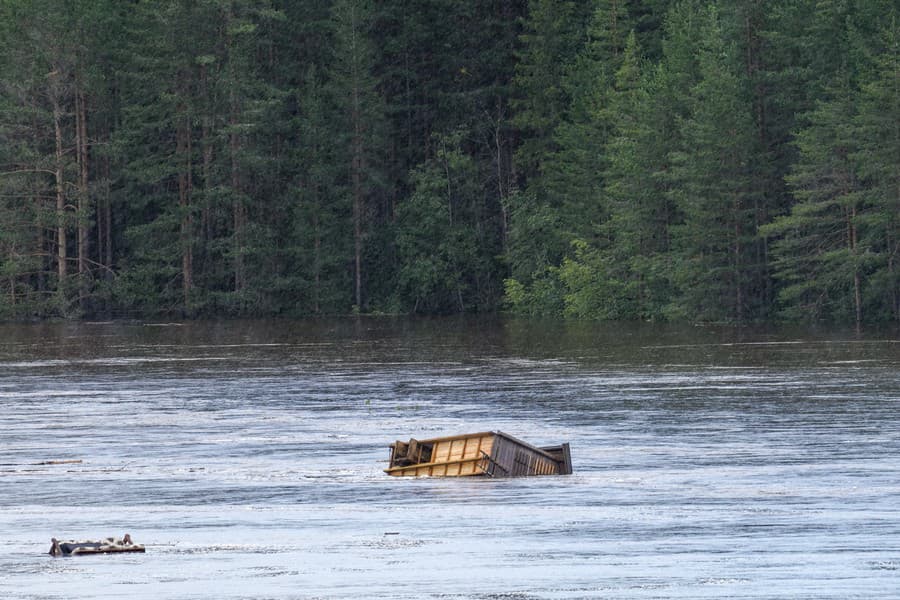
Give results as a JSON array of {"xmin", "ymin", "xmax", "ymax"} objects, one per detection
[{"xmin": 493, "ymin": 430, "xmax": 565, "ymax": 462}]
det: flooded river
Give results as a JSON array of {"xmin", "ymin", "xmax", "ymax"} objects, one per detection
[{"xmin": 0, "ymin": 318, "xmax": 898, "ymax": 599}]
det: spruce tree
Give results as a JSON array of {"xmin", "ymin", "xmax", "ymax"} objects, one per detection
[
  {"xmin": 668, "ymin": 6, "xmax": 763, "ymax": 322},
  {"xmin": 765, "ymin": 6, "xmax": 897, "ymax": 324},
  {"xmin": 765, "ymin": 81, "xmax": 864, "ymax": 323},
  {"xmin": 548, "ymin": 0, "xmax": 634, "ymax": 244},
  {"xmin": 286, "ymin": 66, "xmax": 353, "ymax": 314},
  {"xmin": 852, "ymin": 15, "xmax": 900, "ymax": 322},
  {"xmin": 395, "ymin": 132, "xmax": 486, "ymax": 313},
  {"xmin": 328, "ymin": 0, "xmax": 389, "ymax": 311},
  {"xmin": 598, "ymin": 33, "xmax": 679, "ymax": 319}
]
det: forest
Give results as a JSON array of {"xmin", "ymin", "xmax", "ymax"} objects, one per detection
[{"xmin": 0, "ymin": 0, "xmax": 897, "ymax": 324}]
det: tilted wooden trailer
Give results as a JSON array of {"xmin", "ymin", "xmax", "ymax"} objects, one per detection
[{"xmin": 385, "ymin": 431, "xmax": 572, "ymax": 478}]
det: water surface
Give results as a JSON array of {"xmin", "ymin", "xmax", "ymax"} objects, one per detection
[{"xmin": 1, "ymin": 319, "xmax": 898, "ymax": 599}]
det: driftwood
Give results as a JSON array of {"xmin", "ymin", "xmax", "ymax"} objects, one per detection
[{"xmin": 49, "ymin": 534, "xmax": 145, "ymax": 556}]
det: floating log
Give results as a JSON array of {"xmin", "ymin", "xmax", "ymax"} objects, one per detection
[
  {"xmin": 385, "ymin": 431, "xmax": 572, "ymax": 478},
  {"xmin": 49, "ymin": 534, "xmax": 145, "ymax": 556}
]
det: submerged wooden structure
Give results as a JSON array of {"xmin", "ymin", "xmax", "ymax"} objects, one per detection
[
  {"xmin": 385, "ymin": 431, "xmax": 572, "ymax": 478},
  {"xmin": 49, "ymin": 534, "xmax": 145, "ymax": 556}
]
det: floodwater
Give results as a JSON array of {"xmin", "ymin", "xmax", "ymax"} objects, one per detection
[{"xmin": 0, "ymin": 318, "xmax": 898, "ymax": 599}]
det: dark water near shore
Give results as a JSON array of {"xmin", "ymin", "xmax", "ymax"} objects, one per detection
[{"xmin": 1, "ymin": 318, "xmax": 898, "ymax": 599}]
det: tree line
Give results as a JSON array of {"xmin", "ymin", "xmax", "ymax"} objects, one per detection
[{"xmin": 0, "ymin": 0, "xmax": 896, "ymax": 324}]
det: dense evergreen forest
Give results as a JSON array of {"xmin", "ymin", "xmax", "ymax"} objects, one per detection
[{"xmin": 0, "ymin": 0, "xmax": 897, "ymax": 324}]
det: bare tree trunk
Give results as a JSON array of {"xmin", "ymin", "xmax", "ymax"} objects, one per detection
[
  {"xmin": 849, "ymin": 206, "xmax": 862, "ymax": 326},
  {"xmin": 50, "ymin": 79, "xmax": 67, "ymax": 285},
  {"xmin": 200, "ymin": 63, "xmax": 213, "ymax": 246},
  {"xmin": 352, "ymin": 86, "xmax": 363, "ymax": 310},
  {"xmin": 231, "ymin": 112, "xmax": 245, "ymax": 294},
  {"xmin": 75, "ymin": 85, "xmax": 90, "ymax": 305},
  {"xmin": 202, "ymin": 122, "xmax": 213, "ymax": 243},
  {"xmin": 343, "ymin": 0, "xmax": 365, "ymax": 310},
  {"xmin": 491, "ymin": 101, "xmax": 509, "ymax": 250},
  {"xmin": 314, "ymin": 209, "xmax": 321, "ymax": 314},
  {"xmin": 732, "ymin": 195, "xmax": 744, "ymax": 322},
  {"xmin": 225, "ymin": 5, "xmax": 245, "ymax": 296},
  {"xmin": 96, "ymin": 192, "xmax": 107, "ymax": 272},
  {"xmin": 892, "ymin": 240, "xmax": 899, "ymax": 322},
  {"xmin": 33, "ymin": 171, "xmax": 46, "ymax": 293},
  {"xmin": 353, "ymin": 150, "xmax": 362, "ymax": 309},
  {"xmin": 177, "ymin": 117, "xmax": 193, "ymax": 306},
  {"xmin": 102, "ymin": 152, "xmax": 112, "ymax": 270}
]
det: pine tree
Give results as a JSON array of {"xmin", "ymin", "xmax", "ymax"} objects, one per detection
[
  {"xmin": 503, "ymin": 0, "xmax": 594, "ymax": 316},
  {"xmin": 395, "ymin": 132, "xmax": 488, "ymax": 313},
  {"xmin": 548, "ymin": 0, "xmax": 634, "ymax": 244},
  {"xmin": 765, "ymin": 81, "xmax": 864, "ymax": 322},
  {"xmin": 596, "ymin": 33, "xmax": 679, "ymax": 318},
  {"xmin": 764, "ymin": 5, "xmax": 897, "ymax": 324},
  {"xmin": 0, "ymin": 0, "xmax": 119, "ymax": 316},
  {"xmin": 215, "ymin": 0, "xmax": 284, "ymax": 311},
  {"xmin": 111, "ymin": 1, "xmax": 208, "ymax": 314},
  {"xmin": 286, "ymin": 65, "xmax": 353, "ymax": 314},
  {"xmin": 853, "ymin": 15, "xmax": 900, "ymax": 321},
  {"xmin": 667, "ymin": 5, "xmax": 763, "ymax": 322},
  {"xmin": 329, "ymin": 0, "xmax": 389, "ymax": 311},
  {"xmin": 512, "ymin": 0, "xmax": 587, "ymax": 182}
]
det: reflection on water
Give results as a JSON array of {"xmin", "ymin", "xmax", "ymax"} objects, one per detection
[{"xmin": 0, "ymin": 318, "xmax": 898, "ymax": 599}]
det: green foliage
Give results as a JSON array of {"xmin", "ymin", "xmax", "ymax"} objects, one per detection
[
  {"xmin": 502, "ymin": 270, "xmax": 564, "ymax": 317},
  {"xmin": 765, "ymin": 10, "xmax": 900, "ymax": 323},
  {"xmin": 505, "ymin": 190, "xmax": 569, "ymax": 284},
  {"xmin": 513, "ymin": 0, "xmax": 588, "ymax": 180},
  {"xmin": 0, "ymin": 0, "xmax": 897, "ymax": 324},
  {"xmin": 667, "ymin": 6, "xmax": 764, "ymax": 322},
  {"xmin": 395, "ymin": 132, "xmax": 496, "ymax": 313},
  {"xmin": 852, "ymin": 15, "xmax": 900, "ymax": 321},
  {"xmin": 558, "ymin": 239, "xmax": 634, "ymax": 320},
  {"xmin": 600, "ymin": 33, "xmax": 679, "ymax": 321},
  {"xmin": 545, "ymin": 1, "xmax": 635, "ymax": 244},
  {"xmin": 766, "ymin": 91, "xmax": 863, "ymax": 322}
]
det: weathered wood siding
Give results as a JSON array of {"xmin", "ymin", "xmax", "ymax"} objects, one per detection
[
  {"xmin": 388, "ymin": 433, "xmax": 494, "ymax": 477},
  {"xmin": 539, "ymin": 443, "xmax": 573, "ymax": 475},
  {"xmin": 489, "ymin": 434, "xmax": 561, "ymax": 477},
  {"xmin": 385, "ymin": 431, "xmax": 572, "ymax": 478}
]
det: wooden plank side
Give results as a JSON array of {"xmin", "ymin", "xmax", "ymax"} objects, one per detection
[
  {"xmin": 490, "ymin": 435, "xmax": 564, "ymax": 477},
  {"xmin": 449, "ymin": 439, "xmax": 466, "ymax": 461},
  {"xmin": 480, "ymin": 435, "xmax": 494, "ymax": 459},
  {"xmin": 495, "ymin": 432, "xmax": 559, "ymax": 460},
  {"xmin": 385, "ymin": 432, "xmax": 567, "ymax": 477},
  {"xmin": 386, "ymin": 456, "xmax": 485, "ymax": 475},
  {"xmin": 433, "ymin": 441, "xmax": 451, "ymax": 463}
]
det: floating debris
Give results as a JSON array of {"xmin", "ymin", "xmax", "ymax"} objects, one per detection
[
  {"xmin": 385, "ymin": 431, "xmax": 572, "ymax": 478},
  {"xmin": 49, "ymin": 534, "xmax": 145, "ymax": 556}
]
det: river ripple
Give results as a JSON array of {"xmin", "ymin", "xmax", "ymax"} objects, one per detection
[{"xmin": 0, "ymin": 319, "xmax": 898, "ymax": 599}]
